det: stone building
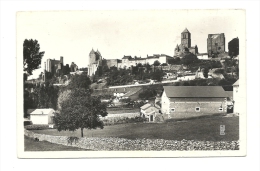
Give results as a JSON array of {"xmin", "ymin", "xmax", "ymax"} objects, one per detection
[
  {"xmin": 207, "ymin": 33, "xmax": 225, "ymax": 57},
  {"xmin": 161, "ymin": 86, "xmax": 228, "ymax": 119},
  {"xmin": 43, "ymin": 56, "xmax": 64, "ymax": 82},
  {"xmin": 174, "ymin": 28, "xmax": 199, "ymax": 57},
  {"xmin": 103, "ymin": 54, "xmax": 173, "ymax": 70},
  {"xmin": 70, "ymin": 62, "xmax": 78, "ymax": 72},
  {"xmin": 88, "ymin": 49, "xmax": 103, "ymax": 76},
  {"xmin": 45, "ymin": 56, "xmax": 63, "ymax": 74}
]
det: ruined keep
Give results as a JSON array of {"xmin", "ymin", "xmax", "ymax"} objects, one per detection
[
  {"xmin": 43, "ymin": 56, "xmax": 64, "ymax": 82},
  {"xmin": 207, "ymin": 33, "xmax": 225, "ymax": 57}
]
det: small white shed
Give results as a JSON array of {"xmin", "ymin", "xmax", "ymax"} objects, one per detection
[{"xmin": 30, "ymin": 109, "xmax": 55, "ymax": 125}]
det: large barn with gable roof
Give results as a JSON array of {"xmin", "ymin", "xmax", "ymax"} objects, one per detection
[{"xmin": 161, "ymin": 86, "xmax": 228, "ymax": 119}]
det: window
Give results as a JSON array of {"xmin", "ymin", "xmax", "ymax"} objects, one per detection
[
  {"xmin": 219, "ymin": 108, "xmax": 223, "ymax": 112},
  {"xmin": 171, "ymin": 108, "xmax": 175, "ymax": 112},
  {"xmin": 195, "ymin": 107, "xmax": 200, "ymax": 112}
]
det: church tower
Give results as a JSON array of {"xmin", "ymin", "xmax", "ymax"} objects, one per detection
[
  {"xmin": 88, "ymin": 48, "xmax": 103, "ymax": 76},
  {"xmin": 89, "ymin": 48, "xmax": 96, "ymax": 64},
  {"xmin": 181, "ymin": 28, "xmax": 191, "ymax": 48}
]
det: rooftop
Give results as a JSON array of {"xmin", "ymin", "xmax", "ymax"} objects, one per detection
[
  {"xmin": 30, "ymin": 109, "xmax": 55, "ymax": 115},
  {"xmin": 182, "ymin": 28, "xmax": 190, "ymax": 33},
  {"xmin": 163, "ymin": 86, "xmax": 228, "ymax": 98},
  {"xmin": 140, "ymin": 103, "xmax": 151, "ymax": 110},
  {"xmin": 233, "ymin": 79, "xmax": 239, "ymax": 86}
]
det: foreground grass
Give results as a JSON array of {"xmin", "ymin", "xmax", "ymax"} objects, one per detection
[
  {"xmin": 24, "ymin": 136, "xmax": 88, "ymax": 151},
  {"xmin": 33, "ymin": 116, "xmax": 239, "ymax": 141}
]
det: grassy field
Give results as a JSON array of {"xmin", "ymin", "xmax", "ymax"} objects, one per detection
[
  {"xmin": 32, "ymin": 116, "xmax": 239, "ymax": 141},
  {"xmin": 24, "ymin": 136, "xmax": 88, "ymax": 151}
]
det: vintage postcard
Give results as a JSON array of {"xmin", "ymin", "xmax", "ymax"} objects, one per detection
[{"xmin": 17, "ymin": 9, "xmax": 246, "ymax": 158}]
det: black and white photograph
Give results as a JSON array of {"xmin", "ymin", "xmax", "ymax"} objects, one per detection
[{"xmin": 17, "ymin": 9, "xmax": 246, "ymax": 157}]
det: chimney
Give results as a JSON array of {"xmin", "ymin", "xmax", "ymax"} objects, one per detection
[{"xmin": 60, "ymin": 56, "xmax": 63, "ymax": 64}]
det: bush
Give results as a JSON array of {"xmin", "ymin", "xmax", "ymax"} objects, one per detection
[
  {"xmin": 24, "ymin": 124, "xmax": 50, "ymax": 130},
  {"xmin": 24, "ymin": 121, "xmax": 33, "ymax": 126},
  {"xmin": 214, "ymin": 68, "xmax": 224, "ymax": 75},
  {"xmin": 102, "ymin": 116, "xmax": 146, "ymax": 126}
]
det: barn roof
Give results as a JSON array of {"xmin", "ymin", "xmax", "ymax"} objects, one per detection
[
  {"xmin": 163, "ymin": 86, "xmax": 228, "ymax": 98},
  {"xmin": 30, "ymin": 109, "xmax": 55, "ymax": 115}
]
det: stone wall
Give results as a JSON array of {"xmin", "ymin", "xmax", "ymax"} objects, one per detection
[
  {"xmin": 24, "ymin": 129, "xmax": 239, "ymax": 151},
  {"xmin": 102, "ymin": 112, "xmax": 140, "ymax": 120}
]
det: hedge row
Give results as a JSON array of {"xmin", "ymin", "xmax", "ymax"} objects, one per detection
[
  {"xmin": 102, "ymin": 116, "xmax": 146, "ymax": 126},
  {"xmin": 24, "ymin": 125, "xmax": 51, "ymax": 130}
]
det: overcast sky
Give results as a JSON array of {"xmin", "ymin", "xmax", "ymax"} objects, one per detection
[{"xmin": 17, "ymin": 10, "xmax": 244, "ymax": 79}]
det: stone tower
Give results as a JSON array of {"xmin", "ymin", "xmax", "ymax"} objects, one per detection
[
  {"xmin": 181, "ymin": 28, "xmax": 191, "ymax": 48},
  {"xmin": 89, "ymin": 48, "xmax": 96, "ymax": 64},
  {"xmin": 207, "ymin": 33, "xmax": 225, "ymax": 57},
  {"xmin": 88, "ymin": 48, "xmax": 103, "ymax": 76}
]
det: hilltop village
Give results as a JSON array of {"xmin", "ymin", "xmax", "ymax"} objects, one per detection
[{"xmin": 24, "ymin": 28, "xmax": 240, "ymax": 124}]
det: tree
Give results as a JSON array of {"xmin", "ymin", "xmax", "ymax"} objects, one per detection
[
  {"xmin": 203, "ymin": 67, "xmax": 209, "ymax": 78},
  {"xmin": 53, "ymin": 89, "xmax": 107, "ymax": 137},
  {"xmin": 168, "ymin": 57, "xmax": 181, "ymax": 65},
  {"xmin": 180, "ymin": 53, "xmax": 198, "ymax": 68},
  {"xmin": 153, "ymin": 60, "xmax": 161, "ymax": 66},
  {"xmin": 23, "ymin": 39, "xmax": 45, "ymax": 75},
  {"xmin": 144, "ymin": 63, "xmax": 151, "ymax": 71},
  {"xmin": 139, "ymin": 88, "xmax": 157, "ymax": 99},
  {"xmin": 214, "ymin": 68, "xmax": 224, "ymax": 75},
  {"xmin": 137, "ymin": 63, "xmax": 143, "ymax": 68},
  {"xmin": 151, "ymin": 70, "xmax": 164, "ymax": 82},
  {"xmin": 24, "ymin": 89, "xmax": 35, "ymax": 118},
  {"xmin": 33, "ymin": 84, "xmax": 59, "ymax": 110},
  {"xmin": 67, "ymin": 72, "xmax": 92, "ymax": 90}
]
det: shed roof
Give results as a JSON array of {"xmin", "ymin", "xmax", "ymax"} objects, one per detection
[
  {"xmin": 163, "ymin": 86, "xmax": 227, "ymax": 98},
  {"xmin": 140, "ymin": 103, "xmax": 151, "ymax": 110},
  {"xmin": 233, "ymin": 79, "xmax": 239, "ymax": 86},
  {"xmin": 30, "ymin": 109, "xmax": 55, "ymax": 115},
  {"xmin": 27, "ymin": 109, "xmax": 36, "ymax": 114},
  {"xmin": 143, "ymin": 106, "xmax": 160, "ymax": 114}
]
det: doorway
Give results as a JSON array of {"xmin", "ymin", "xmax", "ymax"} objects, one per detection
[{"xmin": 150, "ymin": 115, "xmax": 153, "ymax": 122}]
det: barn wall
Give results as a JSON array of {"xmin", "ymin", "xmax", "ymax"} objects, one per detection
[{"xmin": 167, "ymin": 101, "xmax": 226, "ymax": 119}]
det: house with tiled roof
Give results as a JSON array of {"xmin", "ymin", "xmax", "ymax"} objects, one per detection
[
  {"xmin": 140, "ymin": 103, "xmax": 160, "ymax": 122},
  {"xmin": 161, "ymin": 86, "xmax": 228, "ymax": 119}
]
